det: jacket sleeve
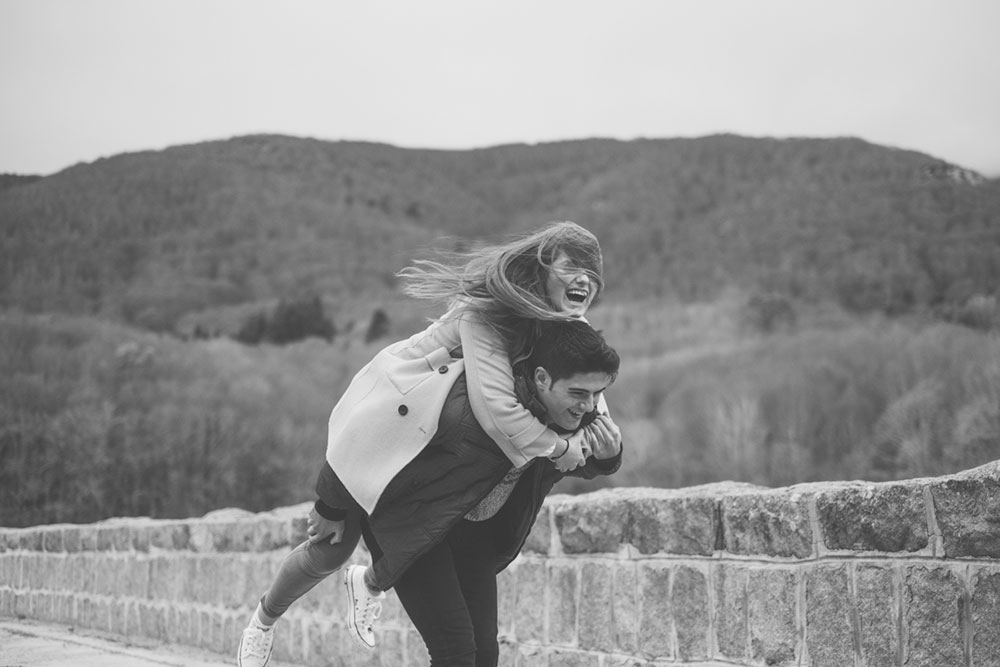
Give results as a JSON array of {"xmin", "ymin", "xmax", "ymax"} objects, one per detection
[
  {"xmin": 566, "ymin": 441, "xmax": 623, "ymax": 480},
  {"xmin": 459, "ymin": 312, "xmax": 561, "ymax": 464}
]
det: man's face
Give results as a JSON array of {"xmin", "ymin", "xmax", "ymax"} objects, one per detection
[{"xmin": 534, "ymin": 368, "xmax": 613, "ymax": 431}]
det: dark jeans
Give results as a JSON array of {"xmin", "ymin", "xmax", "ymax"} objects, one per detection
[{"xmin": 393, "ymin": 518, "xmax": 500, "ymax": 667}]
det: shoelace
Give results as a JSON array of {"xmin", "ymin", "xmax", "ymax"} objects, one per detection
[
  {"xmin": 243, "ymin": 628, "xmax": 270, "ymax": 658},
  {"xmin": 359, "ymin": 597, "xmax": 382, "ymax": 632}
]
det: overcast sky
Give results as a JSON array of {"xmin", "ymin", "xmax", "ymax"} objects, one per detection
[{"xmin": 3, "ymin": 0, "xmax": 999, "ymax": 176}]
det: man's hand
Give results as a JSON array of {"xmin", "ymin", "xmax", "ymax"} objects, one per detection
[
  {"xmin": 551, "ymin": 431, "xmax": 587, "ymax": 472},
  {"xmin": 584, "ymin": 415, "xmax": 622, "ymax": 460},
  {"xmin": 307, "ymin": 506, "xmax": 345, "ymax": 545}
]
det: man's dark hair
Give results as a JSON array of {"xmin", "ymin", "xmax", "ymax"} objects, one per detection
[{"xmin": 524, "ymin": 319, "xmax": 620, "ymax": 383}]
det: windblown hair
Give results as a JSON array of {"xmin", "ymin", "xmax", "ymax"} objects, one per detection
[
  {"xmin": 522, "ymin": 319, "xmax": 620, "ymax": 384},
  {"xmin": 398, "ymin": 221, "xmax": 604, "ymax": 358}
]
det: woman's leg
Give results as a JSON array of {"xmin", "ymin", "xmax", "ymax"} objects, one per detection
[{"xmin": 260, "ymin": 508, "xmax": 364, "ymax": 619}]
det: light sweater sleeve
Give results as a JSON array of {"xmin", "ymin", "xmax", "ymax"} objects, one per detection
[{"xmin": 459, "ymin": 313, "xmax": 561, "ymax": 466}]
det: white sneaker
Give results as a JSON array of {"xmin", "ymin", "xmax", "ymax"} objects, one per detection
[
  {"xmin": 344, "ymin": 564, "xmax": 385, "ymax": 650},
  {"xmin": 237, "ymin": 623, "xmax": 274, "ymax": 667}
]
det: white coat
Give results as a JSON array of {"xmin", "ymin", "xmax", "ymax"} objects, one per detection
[{"xmin": 326, "ymin": 307, "xmax": 563, "ymax": 515}]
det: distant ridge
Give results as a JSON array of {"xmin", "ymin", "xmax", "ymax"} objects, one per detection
[
  {"xmin": 0, "ymin": 173, "xmax": 43, "ymax": 192},
  {"xmin": 1, "ymin": 134, "xmax": 997, "ymax": 333}
]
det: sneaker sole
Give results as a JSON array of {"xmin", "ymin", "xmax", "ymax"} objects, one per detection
[{"xmin": 344, "ymin": 567, "xmax": 376, "ymax": 650}]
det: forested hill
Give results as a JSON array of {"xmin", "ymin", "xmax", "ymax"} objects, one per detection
[{"xmin": 1, "ymin": 134, "xmax": 997, "ymax": 334}]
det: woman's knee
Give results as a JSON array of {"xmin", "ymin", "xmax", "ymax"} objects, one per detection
[{"xmin": 299, "ymin": 525, "xmax": 362, "ymax": 577}]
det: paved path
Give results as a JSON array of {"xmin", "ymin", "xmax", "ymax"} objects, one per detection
[{"xmin": 0, "ymin": 619, "xmax": 235, "ymax": 667}]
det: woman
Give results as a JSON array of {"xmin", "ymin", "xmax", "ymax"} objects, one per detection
[{"xmin": 238, "ymin": 221, "xmax": 612, "ymax": 667}]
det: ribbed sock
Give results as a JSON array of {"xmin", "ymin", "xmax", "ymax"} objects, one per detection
[{"xmin": 253, "ymin": 600, "xmax": 278, "ymax": 629}]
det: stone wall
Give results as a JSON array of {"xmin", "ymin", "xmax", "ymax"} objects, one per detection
[{"xmin": 2, "ymin": 461, "xmax": 999, "ymax": 666}]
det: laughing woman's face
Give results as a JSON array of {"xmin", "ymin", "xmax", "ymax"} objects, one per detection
[{"xmin": 545, "ymin": 251, "xmax": 595, "ymax": 317}]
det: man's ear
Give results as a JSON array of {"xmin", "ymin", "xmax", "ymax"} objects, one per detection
[{"xmin": 533, "ymin": 366, "xmax": 552, "ymax": 390}]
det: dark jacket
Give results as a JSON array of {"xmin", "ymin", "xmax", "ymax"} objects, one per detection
[{"xmin": 316, "ymin": 371, "xmax": 621, "ymax": 589}]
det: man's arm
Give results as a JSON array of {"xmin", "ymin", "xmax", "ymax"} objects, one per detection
[{"xmin": 565, "ymin": 415, "xmax": 623, "ymax": 479}]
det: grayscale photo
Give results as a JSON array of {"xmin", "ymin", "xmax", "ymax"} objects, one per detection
[{"xmin": 1, "ymin": 1, "xmax": 999, "ymax": 666}]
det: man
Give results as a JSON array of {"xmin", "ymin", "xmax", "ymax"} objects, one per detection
[{"xmin": 345, "ymin": 319, "xmax": 622, "ymax": 666}]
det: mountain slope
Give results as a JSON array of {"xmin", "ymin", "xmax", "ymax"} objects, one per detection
[{"xmin": 1, "ymin": 134, "xmax": 997, "ymax": 332}]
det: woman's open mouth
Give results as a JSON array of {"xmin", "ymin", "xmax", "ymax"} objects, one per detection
[{"xmin": 566, "ymin": 288, "xmax": 589, "ymax": 304}]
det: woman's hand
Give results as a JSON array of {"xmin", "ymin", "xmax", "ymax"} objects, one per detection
[
  {"xmin": 550, "ymin": 431, "xmax": 587, "ymax": 472},
  {"xmin": 307, "ymin": 506, "xmax": 345, "ymax": 545},
  {"xmin": 584, "ymin": 415, "xmax": 622, "ymax": 460}
]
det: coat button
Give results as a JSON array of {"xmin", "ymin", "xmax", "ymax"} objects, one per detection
[
  {"xmin": 398, "ymin": 405, "xmax": 408, "ymax": 416},
  {"xmin": 438, "ymin": 365, "xmax": 448, "ymax": 374}
]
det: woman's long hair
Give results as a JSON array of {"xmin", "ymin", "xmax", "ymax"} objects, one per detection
[{"xmin": 398, "ymin": 221, "xmax": 604, "ymax": 359}]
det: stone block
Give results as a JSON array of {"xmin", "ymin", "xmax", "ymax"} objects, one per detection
[
  {"xmin": 175, "ymin": 605, "xmax": 197, "ymax": 648},
  {"xmin": 78, "ymin": 525, "xmax": 98, "ymax": 551},
  {"xmin": 137, "ymin": 600, "xmax": 167, "ymax": 641},
  {"xmin": 149, "ymin": 555, "xmax": 198, "ymax": 601},
  {"xmin": 96, "ymin": 525, "xmax": 132, "ymax": 551},
  {"xmin": 552, "ymin": 489, "xmax": 630, "ymax": 554},
  {"xmin": 904, "ymin": 565, "xmax": 964, "ymax": 666},
  {"xmin": 19, "ymin": 529, "xmax": 43, "ymax": 551},
  {"xmin": 637, "ymin": 562, "xmax": 672, "ymax": 659},
  {"xmin": 604, "ymin": 658, "xmax": 646, "ymax": 667},
  {"xmin": 612, "ymin": 562, "xmax": 639, "ymax": 654},
  {"xmin": 197, "ymin": 608, "xmax": 215, "ymax": 650},
  {"xmin": 220, "ymin": 520, "xmax": 261, "ymax": 552},
  {"xmin": 189, "ymin": 521, "xmax": 223, "ymax": 553},
  {"xmin": 578, "ymin": 562, "xmax": 614, "ymax": 651},
  {"xmin": 550, "ymin": 649, "xmax": 600, "ymax": 666},
  {"xmin": 305, "ymin": 618, "xmax": 337, "ymax": 666},
  {"xmin": 120, "ymin": 556, "xmax": 151, "ymax": 598},
  {"xmin": 513, "ymin": 644, "xmax": 549, "ymax": 667},
  {"xmin": 288, "ymin": 515, "xmax": 310, "ymax": 546},
  {"xmin": 497, "ymin": 641, "xmax": 517, "ymax": 667},
  {"xmin": 0, "ymin": 588, "xmax": 12, "ymax": 616},
  {"xmin": 62, "ymin": 527, "xmax": 81, "ymax": 553},
  {"xmin": 714, "ymin": 564, "xmax": 747, "ymax": 660},
  {"xmin": 90, "ymin": 554, "xmax": 125, "ymax": 596},
  {"xmin": 79, "ymin": 595, "xmax": 111, "ymax": 632},
  {"xmin": 47, "ymin": 553, "xmax": 72, "ymax": 591},
  {"xmin": 160, "ymin": 607, "xmax": 178, "ymax": 645},
  {"xmin": 405, "ymin": 626, "xmax": 431, "ymax": 667},
  {"xmin": 253, "ymin": 517, "xmax": 293, "ymax": 551},
  {"xmin": 31, "ymin": 590, "xmax": 54, "ymax": 621},
  {"xmin": 672, "ymin": 565, "xmax": 709, "ymax": 661},
  {"xmin": 628, "ymin": 493, "xmax": 716, "ymax": 555},
  {"xmin": 931, "ymin": 475, "xmax": 1000, "ymax": 557},
  {"xmin": 42, "ymin": 527, "xmax": 63, "ymax": 552},
  {"xmin": 203, "ymin": 554, "xmax": 252, "ymax": 608},
  {"xmin": 19, "ymin": 553, "xmax": 41, "ymax": 590},
  {"xmin": 0, "ymin": 553, "xmax": 18, "ymax": 588},
  {"xmin": 972, "ymin": 568, "xmax": 1000, "ymax": 667},
  {"xmin": 722, "ymin": 491, "xmax": 813, "ymax": 558},
  {"xmin": 523, "ymin": 504, "xmax": 551, "ymax": 555},
  {"xmin": 72, "ymin": 553, "xmax": 99, "ymax": 593},
  {"xmin": 13, "ymin": 590, "xmax": 30, "ymax": 617},
  {"xmin": 0, "ymin": 528, "xmax": 17, "ymax": 551},
  {"xmin": 130, "ymin": 525, "xmax": 151, "ymax": 553},
  {"xmin": 805, "ymin": 564, "xmax": 854, "ymax": 667},
  {"xmin": 497, "ymin": 568, "xmax": 517, "ymax": 637},
  {"xmin": 816, "ymin": 482, "xmax": 928, "ymax": 552},
  {"xmin": 747, "ymin": 567, "xmax": 797, "ymax": 666},
  {"xmin": 148, "ymin": 522, "xmax": 191, "ymax": 550},
  {"xmin": 514, "ymin": 560, "xmax": 547, "ymax": 643}
]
